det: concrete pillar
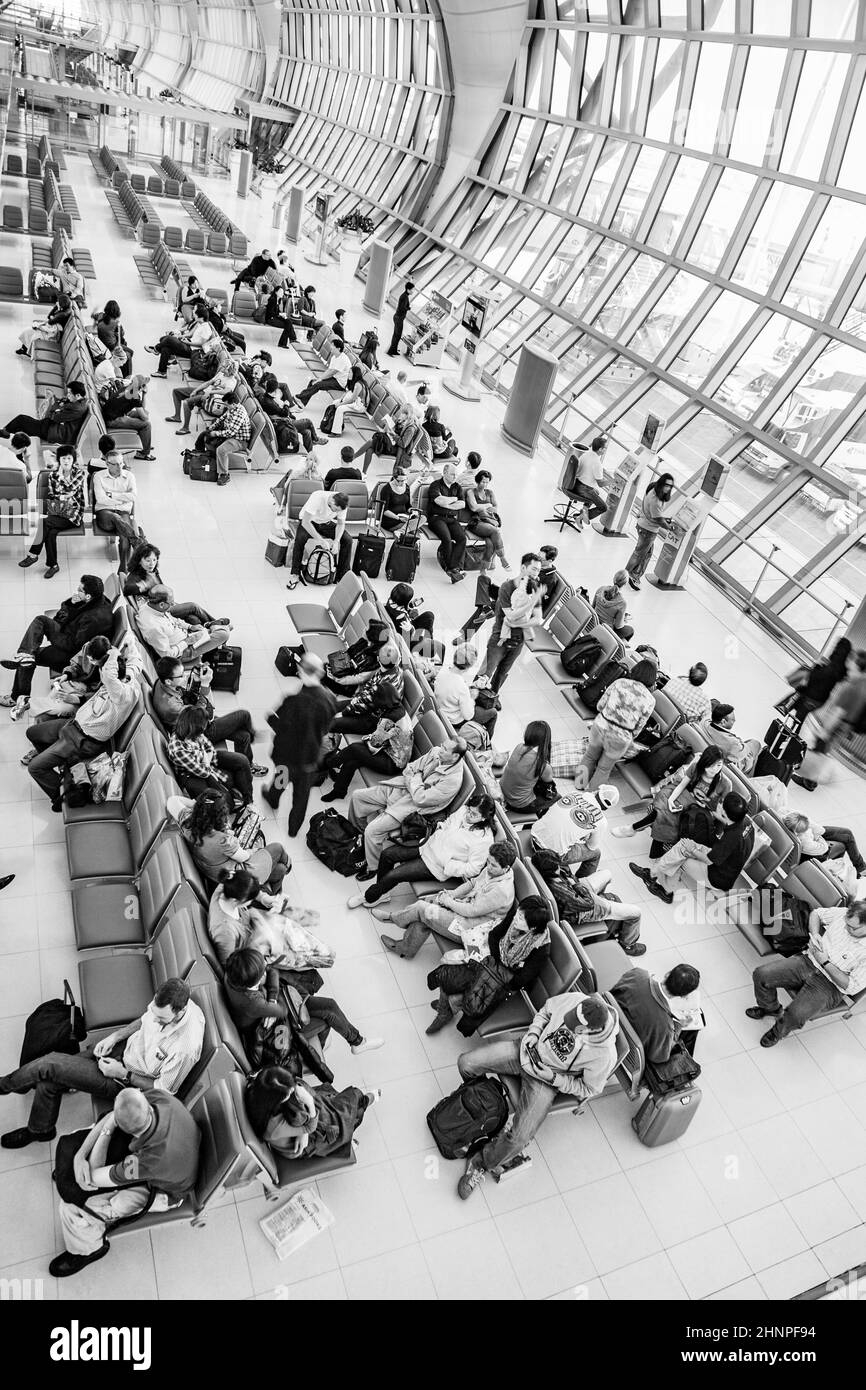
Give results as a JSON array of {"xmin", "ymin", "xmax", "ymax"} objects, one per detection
[
  {"xmin": 237, "ymin": 149, "xmax": 252, "ymax": 199},
  {"xmin": 501, "ymin": 343, "xmax": 558, "ymax": 456},
  {"xmin": 284, "ymin": 185, "xmax": 304, "ymax": 243}
]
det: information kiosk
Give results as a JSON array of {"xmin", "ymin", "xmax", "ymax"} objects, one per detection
[
  {"xmin": 648, "ymin": 455, "xmax": 730, "ymax": 591},
  {"xmin": 308, "ymin": 192, "xmax": 331, "ymax": 266},
  {"xmin": 593, "ymin": 414, "xmax": 666, "ymax": 538},
  {"xmin": 444, "ymin": 293, "xmax": 488, "ymax": 402}
]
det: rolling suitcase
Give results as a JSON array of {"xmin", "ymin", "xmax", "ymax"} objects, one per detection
[
  {"xmin": 208, "ymin": 644, "xmax": 242, "ymax": 693},
  {"xmin": 352, "ymin": 530, "xmax": 386, "ymax": 578},
  {"xmin": 631, "ymin": 1086, "xmax": 702, "ymax": 1146},
  {"xmin": 386, "ymin": 515, "xmax": 420, "ymax": 583},
  {"xmin": 275, "ymin": 644, "xmax": 300, "ymax": 677},
  {"xmin": 757, "ymin": 714, "xmax": 807, "ymax": 785}
]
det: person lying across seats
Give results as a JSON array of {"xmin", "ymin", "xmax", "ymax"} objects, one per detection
[
  {"xmin": 294, "ymin": 346, "xmax": 353, "ymax": 408},
  {"xmin": 148, "ymin": 302, "xmax": 219, "ymax": 379},
  {"xmin": 245, "ymin": 1066, "xmax": 380, "ymax": 1162},
  {"xmin": 231, "ymin": 248, "xmax": 277, "ymax": 292},
  {"xmin": 424, "ymin": 892, "xmax": 552, "ymax": 1036},
  {"xmin": 377, "ymin": 842, "xmax": 517, "ymax": 959},
  {"xmin": 168, "ymin": 705, "xmax": 255, "ymax": 805},
  {"xmin": 747, "ymin": 900, "xmax": 866, "ymax": 1048},
  {"xmin": 531, "ymin": 847, "xmax": 646, "ymax": 956},
  {"xmin": 1, "ymin": 379, "xmax": 88, "ymax": 452},
  {"xmin": 26, "ymin": 639, "xmax": 142, "ymax": 811},
  {"xmin": 612, "ymin": 962, "xmax": 703, "ymax": 1064},
  {"xmin": 223, "ymin": 948, "xmax": 382, "ymax": 1063},
  {"xmin": 630, "ymin": 790, "xmax": 754, "ymax": 905},
  {"xmin": 321, "ymin": 680, "xmax": 412, "ymax": 802},
  {"xmin": 169, "ymin": 787, "xmax": 289, "ymax": 893},
  {"xmin": 456, "ymin": 992, "xmax": 619, "ymax": 1199},
  {"xmin": 0, "ymin": 977, "xmax": 204, "ymax": 1150},
  {"xmin": 347, "ymin": 791, "xmax": 497, "ymax": 909},
  {"xmin": 348, "ymin": 737, "xmax": 468, "ymax": 874},
  {"xmin": 17, "ymin": 440, "xmax": 87, "ymax": 579},
  {"xmin": 135, "ymin": 585, "xmax": 232, "ymax": 666},
  {"xmin": 784, "ymin": 812, "xmax": 866, "ymax": 881},
  {"xmin": 614, "ymin": 745, "xmax": 732, "ymax": 859},
  {"xmin": 1, "ymin": 573, "xmax": 111, "ymax": 720},
  {"xmin": 49, "ymin": 1086, "xmax": 201, "ymax": 1279},
  {"xmin": 165, "ymin": 359, "xmax": 239, "ymax": 437}
]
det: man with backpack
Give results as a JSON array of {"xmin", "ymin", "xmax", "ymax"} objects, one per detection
[
  {"xmin": 286, "ymin": 490, "xmax": 351, "ymax": 590},
  {"xmin": 455, "ymin": 992, "xmax": 619, "ymax": 1197},
  {"xmin": 263, "ymin": 653, "xmax": 336, "ymax": 837},
  {"xmin": 577, "ymin": 658, "xmax": 658, "ymax": 791}
]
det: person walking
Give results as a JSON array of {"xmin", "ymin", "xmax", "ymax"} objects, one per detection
[
  {"xmin": 262, "ymin": 653, "xmax": 336, "ymax": 836},
  {"xmin": 625, "ymin": 473, "xmax": 676, "ymax": 590},
  {"xmin": 387, "ymin": 280, "xmax": 414, "ymax": 356},
  {"xmin": 482, "ymin": 552, "xmax": 542, "ymax": 693}
]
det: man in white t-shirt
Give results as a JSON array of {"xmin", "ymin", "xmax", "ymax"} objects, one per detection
[
  {"xmin": 149, "ymin": 304, "xmax": 218, "ymax": 378},
  {"xmin": 567, "ymin": 434, "xmax": 609, "ymax": 523},
  {"xmin": 295, "ymin": 349, "xmax": 353, "ymax": 406},
  {"xmin": 434, "ymin": 644, "xmax": 476, "ymax": 728},
  {"xmin": 287, "ymin": 490, "xmax": 351, "ymax": 589},
  {"xmin": 530, "ymin": 785, "xmax": 619, "ymax": 877}
]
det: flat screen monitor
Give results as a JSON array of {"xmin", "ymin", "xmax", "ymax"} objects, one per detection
[
  {"xmin": 462, "ymin": 293, "xmax": 487, "ymax": 339},
  {"xmin": 314, "ymin": 193, "xmax": 330, "ymax": 224}
]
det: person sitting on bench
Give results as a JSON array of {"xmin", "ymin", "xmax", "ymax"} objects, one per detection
[{"xmin": 286, "ymin": 489, "xmax": 351, "ymax": 589}]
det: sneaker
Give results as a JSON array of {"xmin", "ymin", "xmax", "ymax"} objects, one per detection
[
  {"xmin": 0, "ymin": 694, "xmax": 13, "ymax": 707},
  {"xmin": 351, "ymin": 1036, "xmax": 384, "ymax": 1055},
  {"xmin": 175, "ymin": 429, "xmax": 191, "ymax": 436},
  {"xmin": 346, "ymin": 894, "xmax": 366, "ymax": 909},
  {"xmin": 622, "ymin": 942, "xmax": 647, "ymax": 956},
  {"xmin": 43, "ymin": 565, "xmax": 59, "ymax": 579},
  {"xmin": 251, "ymin": 763, "xmax": 269, "ymax": 777},
  {"xmin": 457, "ymin": 1155, "xmax": 486, "ymax": 1200},
  {"xmin": 449, "ymin": 570, "xmax": 465, "ymax": 584},
  {"xmin": 364, "ymin": 1088, "xmax": 383, "ymax": 1108},
  {"xmin": 260, "ymin": 783, "xmax": 280, "ymax": 810},
  {"xmin": 611, "ymin": 826, "xmax": 637, "ymax": 839},
  {"xmin": 150, "ymin": 371, "xmax": 167, "ymax": 379},
  {"xmin": 145, "ymin": 345, "xmax": 159, "ymax": 355},
  {"xmin": 371, "ymin": 906, "xmax": 393, "ymax": 922},
  {"xmin": 627, "ymin": 577, "xmax": 641, "ymax": 591},
  {"xmin": 18, "ymin": 554, "xmax": 38, "ymax": 568},
  {"xmin": 20, "ymin": 749, "xmax": 35, "ymax": 766},
  {"xmin": 10, "ymin": 696, "xmax": 30, "ymax": 722},
  {"xmin": 15, "ymin": 346, "xmax": 29, "ymax": 356},
  {"xmin": 134, "ymin": 451, "xmax": 156, "ymax": 461}
]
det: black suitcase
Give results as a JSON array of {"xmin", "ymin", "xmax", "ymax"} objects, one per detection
[
  {"xmin": 208, "ymin": 644, "xmax": 242, "ymax": 693},
  {"xmin": 352, "ymin": 530, "xmax": 386, "ymax": 579},
  {"xmin": 275, "ymin": 644, "xmax": 300, "ymax": 677},
  {"xmin": 759, "ymin": 715, "xmax": 807, "ymax": 784},
  {"xmin": 184, "ymin": 449, "xmax": 217, "ymax": 483},
  {"xmin": 631, "ymin": 1086, "xmax": 702, "ymax": 1146},
  {"xmin": 386, "ymin": 517, "xmax": 421, "ymax": 583}
]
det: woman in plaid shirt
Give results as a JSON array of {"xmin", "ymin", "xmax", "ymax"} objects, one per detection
[
  {"xmin": 167, "ymin": 706, "xmax": 253, "ymax": 805},
  {"xmin": 19, "ymin": 444, "xmax": 86, "ymax": 578}
]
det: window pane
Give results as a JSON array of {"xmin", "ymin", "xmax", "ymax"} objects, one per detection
[
  {"xmin": 779, "ymin": 52, "xmax": 849, "ymax": 181},
  {"xmin": 809, "ymin": 1, "xmax": 858, "ymax": 39},
  {"xmin": 730, "ymin": 182, "xmax": 813, "ymax": 295},
  {"xmin": 563, "ymin": 238, "xmax": 627, "ymax": 314},
  {"xmin": 703, "ymin": 0, "xmax": 736, "ymax": 30},
  {"xmin": 728, "ymin": 46, "xmax": 788, "ymax": 164},
  {"xmin": 645, "ymin": 39, "xmax": 686, "ymax": 143},
  {"xmin": 838, "ymin": 82, "xmax": 866, "ymax": 196},
  {"xmin": 645, "ymin": 156, "xmax": 705, "ymax": 253},
  {"xmin": 668, "ymin": 291, "xmax": 755, "ymax": 387},
  {"xmin": 782, "ymin": 199, "xmax": 866, "ymax": 320},
  {"xmin": 751, "ymin": 0, "xmax": 793, "ymax": 35},
  {"xmin": 686, "ymin": 170, "xmax": 757, "ymax": 273},
  {"xmin": 664, "ymin": 410, "xmax": 741, "ymax": 488},
  {"xmin": 712, "ymin": 314, "xmax": 813, "ymax": 417},
  {"xmin": 594, "ymin": 255, "xmax": 665, "ymax": 338},
  {"xmin": 578, "ymin": 355, "xmax": 647, "ymax": 420},
  {"xmin": 768, "ymin": 343, "xmax": 866, "ymax": 457},
  {"xmin": 615, "ymin": 380, "xmax": 689, "ymax": 449},
  {"xmin": 610, "ymin": 146, "xmax": 666, "ymax": 235},
  {"xmin": 685, "ymin": 43, "xmax": 732, "ymax": 153},
  {"xmin": 577, "ymin": 137, "xmax": 630, "ymax": 223},
  {"xmin": 627, "ymin": 270, "xmax": 706, "ymax": 355}
]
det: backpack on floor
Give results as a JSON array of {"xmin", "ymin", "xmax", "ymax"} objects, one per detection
[
  {"xmin": 319, "ymin": 402, "xmax": 346, "ymax": 436},
  {"xmin": 560, "ymin": 634, "xmax": 604, "ymax": 679},
  {"xmin": 20, "ymin": 979, "xmax": 87, "ymax": 1066},
  {"xmin": 426, "ymin": 1076, "xmax": 510, "ymax": 1160},
  {"xmin": 207, "ymin": 644, "xmax": 242, "ymax": 693},
  {"xmin": 306, "ymin": 809, "xmax": 367, "ymax": 876},
  {"xmin": 302, "ymin": 544, "xmax": 336, "ymax": 586}
]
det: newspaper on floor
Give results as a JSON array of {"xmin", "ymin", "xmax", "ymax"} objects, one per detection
[{"xmin": 259, "ymin": 1187, "xmax": 335, "ymax": 1261}]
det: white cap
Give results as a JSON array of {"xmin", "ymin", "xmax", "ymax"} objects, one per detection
[{"xmin": 596, "ymin": 784, "xmax": 619, "ymax": 809}]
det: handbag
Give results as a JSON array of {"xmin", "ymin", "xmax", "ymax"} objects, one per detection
[
  {"xmin": 53, "ymin": 1127, "xmax": 157, "ymax": 1225},
  {"xmin": 390, "ymin": 811, "xmax": 429, "ymax": 848},
  {"xmin": 642, "ymin": 1043, "xmax": 702, "ymax": 1097},
  {"xmin": 233, "ymin": 803, "xmax": 265, "ymax": 850},
  {"xmin": 47, "ymin": 496, "xmax": 78, "ymax": 519},
  {"xmin": 20, "ymin": 979, "xmax": 86, "ymax": 1066}
]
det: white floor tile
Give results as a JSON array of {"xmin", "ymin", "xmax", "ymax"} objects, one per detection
[
  {"xmin": 784, "ymin": 1180, "xmax": 861, "ymax": 1247},
  {"xmin": 757, "ymin": 1250, "xmax": 828, "ymax": 1300},
  {"xmin": 668, "ymin": 1227, "xmax": 752, "ymax": 1299},
  {"xmin": 728, "ymin": 1202, "xmax": 808, "ymax": 1272},
  {"xmin": 601, "ymin": 1250, "xmax": 688, "ymax": 1300},
  {"xmin": 562, "ymin": 1173, "xmax": 662, "ymax": 1276},
  {"xmin": 627, "ymin": 1151, "xmax": 724, "ymax": 1246},
  {"xmin": 150, "ymin": 1205, "xmax": 253, "ymax": 1299},
  {"xmin": 494, "ymin": 1194, "xmax": 596, "ymax": 1299},
  {"xmin": 341, "ymin": 1243, "xmax": 436, "ymax": 1300},
  {"xmin": 422, "ymin": 1219, "xmax": 523, "ymax": 1300},
  {"xmin": 318, "ymin": 1161, "xmax": 417, "ymax": 1266}
]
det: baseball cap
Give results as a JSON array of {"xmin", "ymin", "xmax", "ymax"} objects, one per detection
[{"xmin": 596, "ymin": 785, "xmax": 619, "ymax": 809}]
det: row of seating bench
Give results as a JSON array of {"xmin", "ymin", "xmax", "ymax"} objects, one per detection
[
  {"xmin": 105, "ymin": 177, "xmax": 148, "ymax": 237},
  {"xmin": 129, "ymin": 170, "xmax": 196, "ymax": 201},
  {"xmin": 136, "ymin": 219, "xmax": 247, "ymax": 262},
  {"xmin": 133, "ymin": 232, "xmax": 191, "ymax": 296},
  {"xmin": 160, "ymin": 153, "xmax": 195, "ymax": 194}
]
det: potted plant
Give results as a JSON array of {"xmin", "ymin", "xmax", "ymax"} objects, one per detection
[{"xmin": 336, "ymin": 209, "xmax": 375, "ymax": 247}]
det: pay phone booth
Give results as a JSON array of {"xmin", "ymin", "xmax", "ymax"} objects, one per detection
[
  {"xmin": 593, "ymin": 414, "xmax": 666, "ymax": 538},
  {"xmin": 648, "ymin": 455, "xmax": 730, "ymax": 591}
]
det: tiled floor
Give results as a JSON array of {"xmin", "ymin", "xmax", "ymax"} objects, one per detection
[{"xmin": 0, "ymin": 150, "xmax": 865, "ymax": 1300}]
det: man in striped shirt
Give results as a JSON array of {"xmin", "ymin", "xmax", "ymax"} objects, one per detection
[
  {"xmin": 201, "ymin": 391, "xmax": 251, "ymax": 484},
  {"xmin": 0, "ymin": 979, "xmax": 204, "ymax": 1148}
]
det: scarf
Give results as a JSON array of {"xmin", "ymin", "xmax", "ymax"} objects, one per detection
[{"xmin": 499, "ymin": 913, "xmax": 550, "ymax": 970}]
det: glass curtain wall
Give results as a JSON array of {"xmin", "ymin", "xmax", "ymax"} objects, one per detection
[
  {"xmin": 270, "ymin": 0, "xmax": 452, "ymax": 239},
  {"xmin": 380, "ymin": 0, "xmax": 866, "ymax": 655}
]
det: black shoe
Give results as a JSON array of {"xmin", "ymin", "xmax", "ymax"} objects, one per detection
[
  {"xmin": 760, "ymin": 1028, "xmax": 782, "ymax": 1048},
  {"xmin": 622, "ymin": 942, "xmax": 647, "ymax": 956},
  {"xmin": 745, "ymin": 1006, "xmax": 782, "ymax": 1020},
  {"xmin": 0, "ymin": 658, "xmax": 22, "ymax": 669},
  {"xmin": 647, "ymin": 878, "xmax": 674, "ymax": 905},
  {"xmin": 1, "ymin": 1125, "xmax": 56, "ymax": 1148},
  {"xmin": 320, "ymin": 790, "xmax": 344, "ymax": 803},
  {"xmin": 18, "ymin": 554, "xmax": 38, "ymax": 568},
  {"xmin": 791, "ymin": 775, "xmax": 818, "ymax": 792},
  {"xmin": 629, "ymin": 862, "xmax": 652, "ymax": 885},
  {"xmin": 355, "ymin": 867, "xmax": 375, "ymax": 882},
  {"xmin": 15, "ymin": 346, "xmax": 29, "ymax": 356},
  {"xmin": 261, "ymin": 783, "xmax": 280, "ymax": 810},
  {"xmin": 0, "ymin": 875, "xmax": 14, "ymax": 892},
  {"xmin": 49, "ymin": 1242, "xmax": 110, "ymax": 1279}
]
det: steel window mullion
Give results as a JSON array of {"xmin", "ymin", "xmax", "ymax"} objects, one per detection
[
  {"xmin": 767, "ymin": 193, "xmax": 830, "ymax": 301},
  {"xmin": 673, "ymin": 164, "xmax": 724, "ymax": 262},
  {"xmin": 766, "ymin": 526, "xmax": 866, "ymax": 613},
  {"xmin": 710, "ymin": 470, "xmax": 809, "ymax": 563}
]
